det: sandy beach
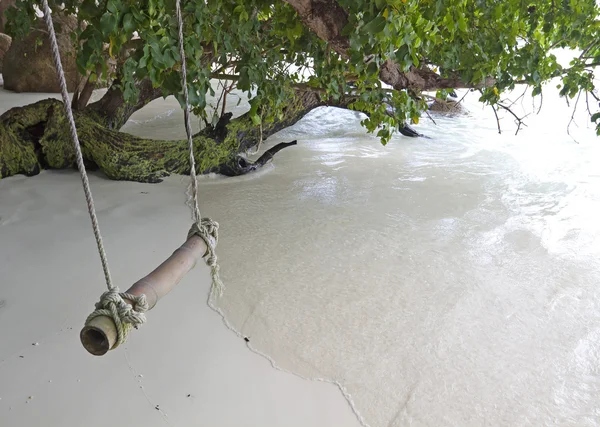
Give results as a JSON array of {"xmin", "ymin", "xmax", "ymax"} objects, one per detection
[{"xmin": 0, "ymin": 169, "xmax": 361, "ymax": 427}]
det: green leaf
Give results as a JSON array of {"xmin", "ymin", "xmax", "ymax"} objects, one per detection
[
  {"xmin": 123, "ymin": 13, "xmax": 135, "ymax": 33},
  {"xmin": 238, "ymin": 67, "xmax": 250, "ymax": 91},
  {"xmin": 250, "ymin": 113, "xmax": 261, "ymax": 125},
  {"xmin": 362, "ymin": 16, "xmax": 386, "ymax": 35},
  {"xmin": 106, "ymin": 0, "xmax": 119, "ymax": 14},
  {"xmin": 457, "ymin": 15, "xmax": 467, "ymax": 33},
  {"xmin": 99, "ymin": 13, "xmax": 118, "ymax": 36}
]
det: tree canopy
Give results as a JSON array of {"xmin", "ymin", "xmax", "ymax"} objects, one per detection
[{"xmin": 5, "ymin": 0, "xmax": 600, "ymax": 144}]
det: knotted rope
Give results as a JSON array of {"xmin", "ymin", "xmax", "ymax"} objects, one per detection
[
  {"xmin": 85, "ymin": 292, "xmax": 149, "ymax": 347},
  {"xmin": 41, "ymin": 0, "xmax": 148, "ymax": 347},
  {"xmin": 188, "ymin": 219, "xmax": 224, "ymax": 297},
  {"xmin": 176, "ymin": 0, "xmax": 224, "ymax": 298}
]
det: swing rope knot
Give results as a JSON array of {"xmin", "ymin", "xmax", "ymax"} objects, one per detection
[
  {"xmin": 85, "ymin": 291, "xmax": 150, "ymax": 348},
  {"xmin": 188, "ymin": 218, "xmax": 224, "ymax": 298}
]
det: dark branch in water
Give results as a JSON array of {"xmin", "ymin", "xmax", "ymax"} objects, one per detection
[
  {"xmin": 397, "ymin": 124, "xmax": 422, "ymax": 137},
  {"xmin": 255, "ymin": 140, "xmax": 298, "ymax": 167},
  {"xmin": 214, "ymin": 140, "xmax": 298, "ymax": 176}
]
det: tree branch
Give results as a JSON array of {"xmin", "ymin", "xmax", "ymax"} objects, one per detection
[{"xmin": 282, "ymin": 0, "xmax": 496, "ymax": 92}]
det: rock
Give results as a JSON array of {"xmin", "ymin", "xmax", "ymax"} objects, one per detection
[
  {"xmin": 3, "ymin": 13, "xmax": 82, "ymax": 93},
  {"xmin": 0, "ymin": 0, "xmax": 16, "ymax": 34},
  {"xmin": 0, "ymin": 33, "xmax": 10, "ymax": 73},
  {"xmin": 427, "ymin": 99, "xmax": 467, "ymax": 115}
]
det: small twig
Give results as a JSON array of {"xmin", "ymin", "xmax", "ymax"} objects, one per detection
[
  {"xmin": 213, "ymin": 60, "xmax": 240, "ymax": 75},
  {"xmin": 210, "ymin": 79, "xmax": 227, "ymax": 124},
  {"xmin": 549, "ymin": 38, "xmax": 566, "ymax": 50},
  {"xmin": 252, "ymin": 108, "xmax": 265, "ymax": 155},
  {"xmin": 424, "ymin": 109, "xmax": 437, "ymax": 125},
  {"xmin": 579, "ymin": 40, "xmax": 600, "ymax": 60},
  {"xmin": 496, "ymin": 102, "xmax": 528, "ymax": 135},
  {"xmin": 220, "ymin": 84, "xmax": 229, "ymax": 117},
  {"xmin": 567, "ymin": 90, "xmax": 582, "ymax": 142},
  {"xmin": 586, "ymin": 91, "xmax": 592, "ymax": 116},
  {"xmin": 506, "ymin": 86, "xmax": 528, "ymax": 108},
  {"xmin": 491, "ymin": 105, "xmax": 501, "ymax": 134},
  {"xmin": 536, "ymin": 91, "xmax": 544, "ymax": 115},
  {"xmin": 456, "ymin": 89, "xmax": 469, "ymax": 105},
  {"xmin": 221, "ymin": 80, "xmax": 235, "ymax": 117}
]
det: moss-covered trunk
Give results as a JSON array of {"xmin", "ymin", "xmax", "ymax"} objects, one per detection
[
  {"xmin": 84, "ymin": 78, "xmax": 165, "ymax": 129},
  {"xmin": 0, "ymin": 87, "xmax": 337, "ymax": 182}
]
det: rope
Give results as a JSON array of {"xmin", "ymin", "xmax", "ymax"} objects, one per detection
[
  {"xmin": 175, "ymin": 0, "xmax": 201, "ymax": 224},
  {"xmin": 176, "ymin": 0, "xmax": 224, "ymax": 298},
  {"xmin": 42, "ymin": 0, "xmax": 222, "ymax": 350},
  {"xmin": 85, "ymin": 292, "xmax": 149, "ymax": 346},
  {"xmin": 41, "ymin": 0, "xmax": 113, "ymax": 288},
  {"xmin": 188, "ymin": 220, "xmax": 224, "ymax": 297},
  {"xmin": 41, "ymin": 0, "xmax": 147, "ymax": 347}
]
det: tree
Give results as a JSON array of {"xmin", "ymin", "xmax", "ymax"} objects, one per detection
[{"xmin": 1, "ymin": 0, "xmax": 599, "ymax": 182}]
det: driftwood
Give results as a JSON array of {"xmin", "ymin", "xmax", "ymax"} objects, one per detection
[{"xmin": 215, "ymin": 140, "xmax": 298, "ymax": 176}]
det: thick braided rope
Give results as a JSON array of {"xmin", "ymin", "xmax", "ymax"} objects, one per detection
[
  {"xmin": 176, "ymin": 0, "xmax": 224, "ymax": 298},
  {"xmin": 85, "ymin": 292, "xmax": 149, "ymax": 347},
  {"xmin": 41, "ymin": 0, "xmax": 147, "ymax": 346}
]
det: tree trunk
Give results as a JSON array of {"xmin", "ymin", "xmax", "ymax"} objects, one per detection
[
  {"xmin": 84, "ymin": 78, "xmax": 164, "ymax": 129},
  {"xmin": 0, "ymin": 87, "xmax": 343, "ymax": 182}
]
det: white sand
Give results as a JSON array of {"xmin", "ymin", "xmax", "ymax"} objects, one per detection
[{"xmin": 0, "ymin": 172, "xmax": 360, "ymax": 427}]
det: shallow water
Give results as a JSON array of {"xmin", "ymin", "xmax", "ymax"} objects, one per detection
[
  {"xmin": 2, "ymin": 79, "xmax": 600, "ymax": 426},
  {"xmin": 201, "ymin": 88, "xmax": 600, "ymax": 426}
]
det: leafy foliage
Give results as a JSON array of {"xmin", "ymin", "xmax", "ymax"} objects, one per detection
[{"xmin": 5, "ymin": 0, "xmax": 600, "ymax": 141}]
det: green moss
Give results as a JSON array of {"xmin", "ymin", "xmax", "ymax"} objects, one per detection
[
  {"xmin": 0, "ymin": 124, "xmax": 41, "ymax": 178},
  {"xmin": 0, "ymin": 91, "xmax": 310, "ymax": 182},
  {"xmin": 39, "ymin": 103, "xmax": 76, "ymax": 169},
  {"xmin": 0, "ymin": 99, "xmax": 60, "ymax": 179},
  {"xmin": 0, "ymin": 97, "xmax": 239, "ymax": 182}
]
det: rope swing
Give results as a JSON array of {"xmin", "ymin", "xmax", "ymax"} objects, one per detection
[{"xmin": 40, "ymin": 0, "xmax": 223, "ymax": 355}]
